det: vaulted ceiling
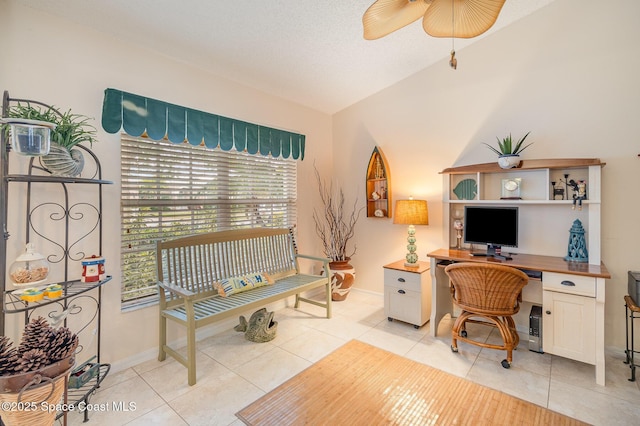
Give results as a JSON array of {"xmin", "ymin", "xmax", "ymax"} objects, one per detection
[{"xmin": 17, "ymin": 0, "xmax": 557, "ymax": 114}]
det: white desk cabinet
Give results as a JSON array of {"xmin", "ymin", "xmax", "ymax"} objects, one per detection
[
  {"xmin": 384, "ymin": 260, "xmax": 431, "ymax": 328},
  {"xmin": 543, "ymin": 271, "xmax": 598, "ymax": 365}
]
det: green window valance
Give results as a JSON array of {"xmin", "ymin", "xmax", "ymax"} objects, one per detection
[{"xmin": 101, "ymin": 88, "xmax": 305, "ymax": 160}]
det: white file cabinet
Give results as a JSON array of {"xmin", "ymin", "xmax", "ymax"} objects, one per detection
[{"xmin": 383, "ymin": 260, "xmax": 431, "ymax": 328}]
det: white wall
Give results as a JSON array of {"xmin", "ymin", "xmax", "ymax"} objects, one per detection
[
  {"xmin": 1, "ymin": 1, "xmax": 332, "ymax": 367},
  {"xmin": 333, "ymin": 0, "xmax": 640, "ymax": 349}
]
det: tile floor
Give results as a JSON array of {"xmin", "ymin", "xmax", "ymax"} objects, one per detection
[{"xmin": 64, "ymin": 291, "xmax": 640, "ymax": 426}]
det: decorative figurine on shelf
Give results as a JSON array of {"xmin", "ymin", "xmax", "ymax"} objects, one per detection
[
  {"xmin": 551, "ymin": 181, "xmax": 565, "ymax": 200},
  {"xmin": 565, "ymin": 219, "xmax": 588, "ymax": 262},
  {"xmin": 374, "ymin": 156, "xmax": 384, "ymax": 179},
  {"xmin": 371, "ymin": 191, "xmax": 380, "ymax": 200},
  {"xmin": 454, "ymin": 220, "xmax": 464, "ymax": 249},
  {"xmin": 569, "ymin": 179, "xmax": 587, "ymax": 210},
  {"xmin": 452, "ymin": 208, "xmax": 464, "ymax": 249}
]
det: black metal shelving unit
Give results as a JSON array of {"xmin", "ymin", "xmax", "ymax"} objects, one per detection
[{"xmin": 1, "ymin": 90, "xmax": 113, "ymax": 424}]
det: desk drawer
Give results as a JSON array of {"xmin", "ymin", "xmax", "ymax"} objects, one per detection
[
  {"xmin": 543, "ymin": 272, "xmax": 595, "ymax": 297},
  {"xmin": 384, "ymin": 269, "xmax": 422, "ymax": 292}
]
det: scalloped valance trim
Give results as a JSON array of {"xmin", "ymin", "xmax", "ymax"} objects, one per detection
[{"xmin": 101, "ymin": 88, "xmax": 305, "ymax": 160}]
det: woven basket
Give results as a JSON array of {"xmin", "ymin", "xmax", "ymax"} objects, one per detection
[{"xmin": 0, "ymin": 368, "xmax": 70, "ymax": 426}]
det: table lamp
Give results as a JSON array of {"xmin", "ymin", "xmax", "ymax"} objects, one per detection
[{"xmin": 394, "ymin": 198, "xmax": 429, "ymax": 267}]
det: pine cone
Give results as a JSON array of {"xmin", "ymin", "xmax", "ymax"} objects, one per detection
[
  {"xmin": 0, "ymin": 336, "xmax": 19, "ymax": 376},
  {"xmin": 14, "ymin": 349, "xmax": 48, "ymax": 374},
  {"xmin": 47, "ymin": 327, "xmax": 78, "ymax": 362},
  {"xmin": 18, "ymin": 317, "xmax": 54, "ymax": 355}
]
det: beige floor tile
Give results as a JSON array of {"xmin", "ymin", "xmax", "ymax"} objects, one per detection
[
  {"xmin": 168, "ymin": 371, "xmax": 263, "ymax": 426},
  {"xmin": 549, "ymin": 378, "xmax": 640, "ymax": 426},
  {"xmin": 233, "ymin": 346, "xmax": 311, "ymax": 392},
  {"xmin": 356, "ymin": 326, "xmax": 419, "ymax": 356},
  {"xmin": 375, "ymin": 315, "xmax": 430, "ymax": 339},
  {"xmin": 309, "ymin": 312, "xmax": 376, "ymax": 340},
  {"xmin": 139, "ymin": 351, "xmax": 226, "ymax": 401},
  {"xmin": 66, "ymin": 375, "xmax": 165, "ymax": 426},
  {"xmin": 97, "ymin": 366, "xmax": 140, "ymax": 391},
  {"xmin": 466, "ymin": 355, "xmax": 550, "ymax": 407},
  {"xmin": 199, "ymin": 328, "xmax": 279, "ymax": 370},
  {"xmin": 478, "ymin": 329, "xmax": 552, "ymax": 377},
  {"xmin": 405, "ymin": 336, "xmax": 478, "ymax": 378},
  {"xmin": 126, "ymin": 404, "xmax": 188, "ymax": 425},
  {"xmin": 277, "ymin": 327, "xmax": 346, "ymax": 362}
]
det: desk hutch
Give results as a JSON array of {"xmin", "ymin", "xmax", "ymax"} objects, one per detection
[{"xmin": 429, "ymin": 158, "xmax": 610, "ymax": 385}]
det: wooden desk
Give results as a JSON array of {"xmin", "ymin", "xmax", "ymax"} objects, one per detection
[{"xmin": 427, "ymin": 248, "xmax": 611, "ymax": 386}]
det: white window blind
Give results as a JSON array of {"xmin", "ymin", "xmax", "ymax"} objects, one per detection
[{"xmin": 120, "ymin": 135, "xmax": 297, "ymax": 306}]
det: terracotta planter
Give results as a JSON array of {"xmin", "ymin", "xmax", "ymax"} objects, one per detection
[{"xmin": 329, "ymin": 259, "xmax": 355, "ymax": 301}]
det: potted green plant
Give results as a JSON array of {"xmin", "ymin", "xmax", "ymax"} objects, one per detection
[
  {"xmin": 484, "ymin": 132, "xmax": 532, "ymax": 169},
  {"xmin": 6, "ymin": 103, "xmax": 97, "ymax": 177},
  {"xmin": 1, "ymin": 105, "xmax": 57, "ymax": 157},
  {"xmin": 312, "ymin": 167, "xmax": 363, "ymax": 301}
]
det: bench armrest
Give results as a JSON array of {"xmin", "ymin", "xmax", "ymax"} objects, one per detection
[
  {"xmin": 295, "ymin": 254, "xmax": 331, "ymax": 276},
  {"xmin": 295, "ymin": 254, "xmax": 331, "ymax": 264},
  {"xmin": 158, "ymin": 281, "xmax": 196, "ymax": 299}
]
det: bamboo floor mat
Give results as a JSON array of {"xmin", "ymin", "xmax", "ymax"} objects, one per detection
[{"xmin": 236, "ymin": 340, "xmax": 587, "ymax": 426}]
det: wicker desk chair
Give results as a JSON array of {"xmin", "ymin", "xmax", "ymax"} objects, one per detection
[{"xmin": 444, "ymin": 262, "xmax": 529, "ymax": 368}]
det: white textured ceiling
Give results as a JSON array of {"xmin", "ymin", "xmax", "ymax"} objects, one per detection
[{"xmin": 18, "ymin": 0, "xmax": 556, "ymax": 114}]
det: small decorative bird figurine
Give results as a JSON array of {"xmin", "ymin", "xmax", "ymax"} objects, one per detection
[
  {"xmin": 449, "ymin": 50, "xmax": 457, "ymax": 70},
  {"xmin": 49, "ymin": 304, "xmax": 77, "ymax": 327}
]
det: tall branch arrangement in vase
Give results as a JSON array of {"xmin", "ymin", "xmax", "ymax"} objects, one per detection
[{"xmin": 312, "ymin": 167, "xmax": 362, "ymax": 262}]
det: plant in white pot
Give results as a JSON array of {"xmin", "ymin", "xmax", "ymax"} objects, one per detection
[
  {"xmin": 484, "ymin": 132, "xmax": 532, "ymax": 169},
  {"xmin": 312, "ymin": 167, "xmax": 363, "ymax": 301},
  {"xmin": 7, "ymin": 104, "xmax": 98, "ymax": 177}
]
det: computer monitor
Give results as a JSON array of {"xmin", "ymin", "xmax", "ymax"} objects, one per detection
[{"xmin": 464, "ymin": 206, "xmax": 518, "ymax": 260}]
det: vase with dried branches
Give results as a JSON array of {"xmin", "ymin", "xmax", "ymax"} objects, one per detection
[{"xmin": 312, "ymin": 167, "xmax": 363, "ymax": 301}]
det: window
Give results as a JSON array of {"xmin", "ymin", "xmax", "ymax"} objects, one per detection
[{"xmin": 120, "ymin": 135, "xmax": 297, "ymax": 307}]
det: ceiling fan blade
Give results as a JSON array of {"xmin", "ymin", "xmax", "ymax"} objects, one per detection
[
  {"xmin": 423, "ymin": 0, "xmax": 506, "ymax": 38},
  {"xmin": 363, "ymin": 0, "xmax": 433, "ymax": 40}
]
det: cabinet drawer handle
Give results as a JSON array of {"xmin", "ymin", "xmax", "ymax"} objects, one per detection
[
  {"xmin": 546, "ymin": 310, "xmax": 551, "ymax": 315},
  {"xmin": 560, "ymin": 280, "xmax": 576, "ymax": 287},
  {"xmin": 397, "ymin": 277, "xmax": 406, "ymax": 282},
  {"xmin": 397, "ymin": 289, "xmax": 406, "ymax": 294}
]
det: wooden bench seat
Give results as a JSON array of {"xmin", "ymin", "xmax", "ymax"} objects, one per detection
[{"xmin": 156, "ymin": 228, "xmax": 332, "ymax": 385}]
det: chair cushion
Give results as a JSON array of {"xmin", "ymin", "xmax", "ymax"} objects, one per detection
[{"xmin": 215, "ymin": 273, "xmax": 273, "ymax": 297}]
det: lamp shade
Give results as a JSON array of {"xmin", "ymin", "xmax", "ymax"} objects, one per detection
[{"xmin": 393, "ymin": 199, "xmax": 429, "ymax": 225}]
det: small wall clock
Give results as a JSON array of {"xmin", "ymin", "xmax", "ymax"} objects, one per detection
[{"xmin": 501, "ymin": 178, "xmax": 522, "ymax": 199}]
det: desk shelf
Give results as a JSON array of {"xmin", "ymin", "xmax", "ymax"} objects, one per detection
[{"xmin": 442, "ymin": 159, "xmax": 604, "ymax": 264}]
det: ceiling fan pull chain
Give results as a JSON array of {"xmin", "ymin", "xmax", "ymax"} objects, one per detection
[{"xmin": 450, "ymin": 0, "xmax": 457, "ymax": 70}]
